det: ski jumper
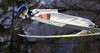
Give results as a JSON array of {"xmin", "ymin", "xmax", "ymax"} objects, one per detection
[{"xmin": 31, "ymin": 9, "xmax": 96, "ymax": 27}]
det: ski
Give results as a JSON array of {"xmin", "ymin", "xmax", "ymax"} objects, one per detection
[
  {"xmin": 18, "ymin": 33, "xmax": 100, "ymax": 38},
  {"xmin": 31, "ymin": 17, "xmax": 100, "ymax": 32}
]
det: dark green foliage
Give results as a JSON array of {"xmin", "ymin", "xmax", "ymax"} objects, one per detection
[{"xmin": 0, "ymin": 24, "xmax": 5, "ymax": 34}]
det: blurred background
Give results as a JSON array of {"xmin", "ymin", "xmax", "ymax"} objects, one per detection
[{"xmin": 0, "ymin": 0, "xmax": 100, "ymax": 53}]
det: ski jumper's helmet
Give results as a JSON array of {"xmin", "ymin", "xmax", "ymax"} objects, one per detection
[{"xmin": 17, "ymin": 5, "xmax": 28, "ymax": 15}]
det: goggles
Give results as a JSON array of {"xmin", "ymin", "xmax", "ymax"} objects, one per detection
[
  {"xmin": 23, "ymin": 10, "xmax": 27, "ymax": 15},
  {"xmin": 19, "ymin": 10, "xmax": 27, "ymax": 17}
]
